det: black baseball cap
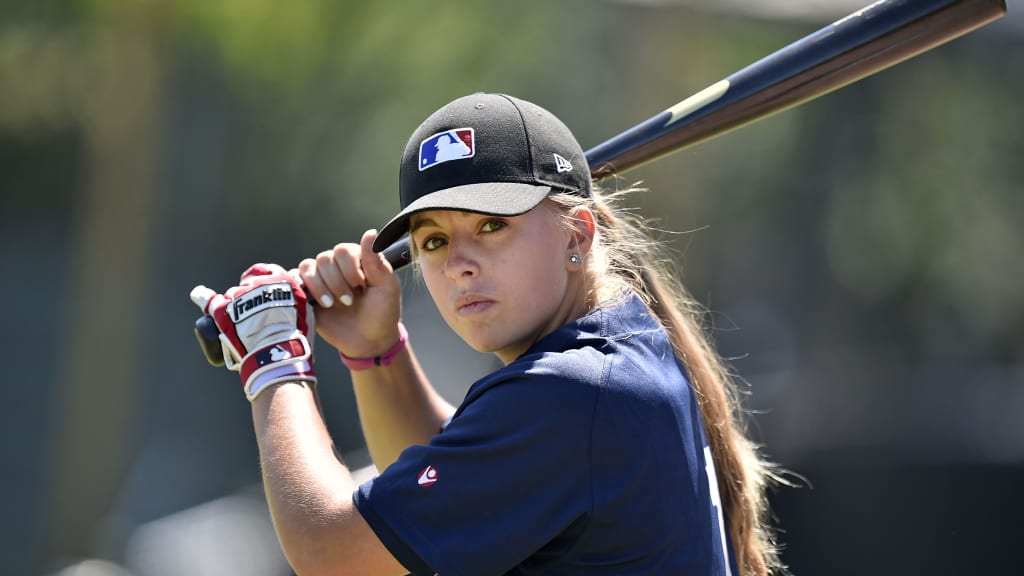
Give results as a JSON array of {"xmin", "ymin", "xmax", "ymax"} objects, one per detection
[{"xmin": 372, "ymin": 93, "xmax": 592, "ymax": 252}]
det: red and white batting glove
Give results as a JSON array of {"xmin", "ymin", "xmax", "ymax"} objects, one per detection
[{"xmin": 190, "ymin": 264, "xmax": 316, "ymax": 401}]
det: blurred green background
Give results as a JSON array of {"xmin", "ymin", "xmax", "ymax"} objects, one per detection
[{"xmin": 2, "ymin": 0, "xmax": 1021, "ymax": 574}]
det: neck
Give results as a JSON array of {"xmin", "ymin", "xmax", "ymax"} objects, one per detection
[{"xmin": 494, "ymin": 271, "xmax": 593, "ymax": 365}]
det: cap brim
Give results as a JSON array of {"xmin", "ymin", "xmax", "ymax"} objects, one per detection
[{"xmin": 372, "ymin": 182, "xmax": 551, "ymax": 253}]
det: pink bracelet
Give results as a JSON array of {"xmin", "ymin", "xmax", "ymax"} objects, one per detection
[{"xmin": 339, "ymin": 323, "xmax": 408, "ymax": 371}]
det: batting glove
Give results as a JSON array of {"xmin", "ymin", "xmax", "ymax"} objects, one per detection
[{"xmin": 190, "ymin": 264, "xmax": 316, "ymax": 401}]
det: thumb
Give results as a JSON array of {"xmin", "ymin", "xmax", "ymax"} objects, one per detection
[{"xmin": 360, "ymin": 229, "xmax": 395, "ymax": 285}]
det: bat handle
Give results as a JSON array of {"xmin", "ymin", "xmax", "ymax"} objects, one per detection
[
  {"xmin": 194, "ymin": 314, "xmax": 226, "ymax": 367},
  {"xmin": 193, "ymin": 237, "xmax": 413, "ymax": 367},
  {"xmin": 381, "ymin": 237, "xmax": 412, "ymax": 270}
]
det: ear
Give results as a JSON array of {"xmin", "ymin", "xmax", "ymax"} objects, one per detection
[{"xmin": 566, "ymin": 207, "xmax": 596, "ymax": 262}]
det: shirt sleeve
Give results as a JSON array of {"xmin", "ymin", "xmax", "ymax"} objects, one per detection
[{"xmin": 354, "ymin": 368, "xmax": 601, "ymax": 576}]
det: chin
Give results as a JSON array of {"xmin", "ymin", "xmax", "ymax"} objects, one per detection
[
  {"xmin": 459, "ymin": 330, "xmax": 508, "ymax": 355},
  {"xmin": 465, "ymin": 338, "xmax": 501, "ymax": 354}
]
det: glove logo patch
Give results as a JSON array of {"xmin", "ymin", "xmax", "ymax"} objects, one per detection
[
  {"xmin": 253, "ymin": 339, "xmax": 305, "ymax": 367},
  {"xmin": 231, "ymin": 282, "xmax": 294, "ymax": 323}
]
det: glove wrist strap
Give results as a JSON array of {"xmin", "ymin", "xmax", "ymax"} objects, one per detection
[{"xmin": 242, "ymin": 335, "xmax": 316, "ymax": 401}]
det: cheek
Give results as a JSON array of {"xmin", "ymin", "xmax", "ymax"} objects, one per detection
[
  {"xmin": 500, "ymin": 246, "xmax": 568, "ymax": 306},
  {"xmin": 419, "ymin": 266, "xmax": 448, "ymax": 308},
  {"xmin": 419, "ymin": 265, "xmax": 468, "ymax": 330}
]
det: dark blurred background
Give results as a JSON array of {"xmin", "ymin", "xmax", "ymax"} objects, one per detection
[{"xmin": 2, "ymin": 0, "xmax": 1021, "ymax": 574}]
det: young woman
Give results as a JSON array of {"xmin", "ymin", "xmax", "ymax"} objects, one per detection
[{"xmin": 193, "ymin": 93, "xmax": 786, "ymax": 575}]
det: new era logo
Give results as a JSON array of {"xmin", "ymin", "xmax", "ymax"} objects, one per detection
[
  {"xmin": 553, "ymin": 153, "xmax": 573, "ymax": 173},
  {"xmin": 419, "ymin": 128, "xmax": 475, "ymax": 171}
]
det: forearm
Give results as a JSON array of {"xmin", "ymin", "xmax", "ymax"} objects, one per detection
[
  {"xmin": 252, "ymin": 381, "xmax": 358, "ymax": 572},
  {"xmin": 196, "ymin": 260, "xmax": 408, "ymax": 575},
  {"xmin": 350, "ymin": 344, "xmax": 456, "ymax": 471}
]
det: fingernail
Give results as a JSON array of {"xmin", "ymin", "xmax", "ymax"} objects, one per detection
[
  {"xmin": 319, "ymin": 294, "xmax": 334, "ymax": 308},
  {"xmin": 340, "ymin": 294, "xmax": 354, "ymax": 307}
]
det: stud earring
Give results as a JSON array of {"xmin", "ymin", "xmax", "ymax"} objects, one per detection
[{"xmin": 569, "ymin": 253, "xmax": 582, "ymax": 264}]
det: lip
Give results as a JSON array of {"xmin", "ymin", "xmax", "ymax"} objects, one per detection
[{"xmin": 454, "ymin": 293, "xmax": 495, "ymax": 315}]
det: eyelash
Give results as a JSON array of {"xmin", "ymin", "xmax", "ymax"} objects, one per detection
[{"xmin": 418, "ymin": 219, "xmax": 508, "ymax": 252}]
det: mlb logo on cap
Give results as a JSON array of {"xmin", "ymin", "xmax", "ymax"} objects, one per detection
[{"xmin": 419, "ymin": 128, "xmax": 475, "ymax": 171}]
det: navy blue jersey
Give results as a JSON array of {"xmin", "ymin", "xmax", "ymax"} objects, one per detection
[{"xmin": 354, "ymin": 293, "xmax": 737, "ymax": 576}]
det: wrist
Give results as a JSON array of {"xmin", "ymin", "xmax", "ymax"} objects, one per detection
[
  {"xmin": 339, "ymin": 322, "xmax": 408, "ymax": 371},
  {"xmin": 241, "ymin": 334, "xmax": 316, "ymax": 401}
]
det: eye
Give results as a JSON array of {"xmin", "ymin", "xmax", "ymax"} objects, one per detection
[
  {"xmin": 420, "ymin": 235, "xmax": 447, "ymax": 252},
  {"xmin": 480, "ymin": 219, "xmax": 507, "ymax": 233}
]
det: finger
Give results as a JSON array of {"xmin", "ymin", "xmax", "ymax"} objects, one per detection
[
  {"xmin": 286, "ymin": 267, "xmax": 315, "ymax": 307},
  {"xmin": 297, "ymin": 258, "xmax": 335, "ymax": 308},
  {"xmin": 190, "ymin": 285, "xmax": 217, "ymax": 313},
  {"xmin": 239, "ymin": 262, "xmax": 287, "ymax": 283},
  {"xmin": 360, "ymin": 229, "xmax": 394, "ymax": 285},
  {"xmin": 314, "ymin": 250, "xmax": 347, "ymax": 306},
  {"xmin": 317, "ymin": 245, "xmax": 364, "ymax": 307}
]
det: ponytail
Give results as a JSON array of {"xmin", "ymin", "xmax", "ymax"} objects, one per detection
[{"xmin": 553, "ymin": 185, "xmax": 789, "ymax": 576}]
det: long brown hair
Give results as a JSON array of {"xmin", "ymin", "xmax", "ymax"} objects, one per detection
[{"xmin": 551, "ymin": 184, "xmax": 790, "ymax": 576}]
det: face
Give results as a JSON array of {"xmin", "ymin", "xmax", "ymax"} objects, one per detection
[{"xmin": 409, "ymin": 201, "xmax": 585, "ymax": 364}]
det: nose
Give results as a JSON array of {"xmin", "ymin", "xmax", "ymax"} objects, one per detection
[{"xmin": 443, "ymin": 238, "xmax": 480, "ymax": 280}]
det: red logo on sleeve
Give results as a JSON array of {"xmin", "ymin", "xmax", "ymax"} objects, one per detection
[{"xmin": 417, "ymin": 465, "xmax": 439, "ymax": 487}]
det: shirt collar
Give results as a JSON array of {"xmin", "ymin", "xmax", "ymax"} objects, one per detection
[{"xmin": 521, "ymin": 291, "xmax": 660, "ymax": 358}]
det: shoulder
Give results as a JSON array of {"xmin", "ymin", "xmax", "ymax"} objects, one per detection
[
  {"xmin": 452, "ymin": 293, "xmax": 682, "ymax": 421},
  {"xmin": 458, "ymin": 349, "xmax": 605, "ymax": 419}
]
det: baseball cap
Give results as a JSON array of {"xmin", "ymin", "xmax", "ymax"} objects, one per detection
[{"xmin": 372, "ymin": 93, "xmax": 592, "ymax": 252}]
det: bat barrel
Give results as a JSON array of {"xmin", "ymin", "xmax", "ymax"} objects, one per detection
[{"xmin": 585, "ymin": 0, "xmax": 1007, "ymax": 179}]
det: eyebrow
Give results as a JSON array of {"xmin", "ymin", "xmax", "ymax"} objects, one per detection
[{"xmin": 409, "ymin": 217, "xmax": 439, "ymax": 235}]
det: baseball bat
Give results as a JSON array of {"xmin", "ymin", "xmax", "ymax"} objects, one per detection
[{"xmin": 194, "ymin": 0, "xmax": 1006, "ymax": 366}]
